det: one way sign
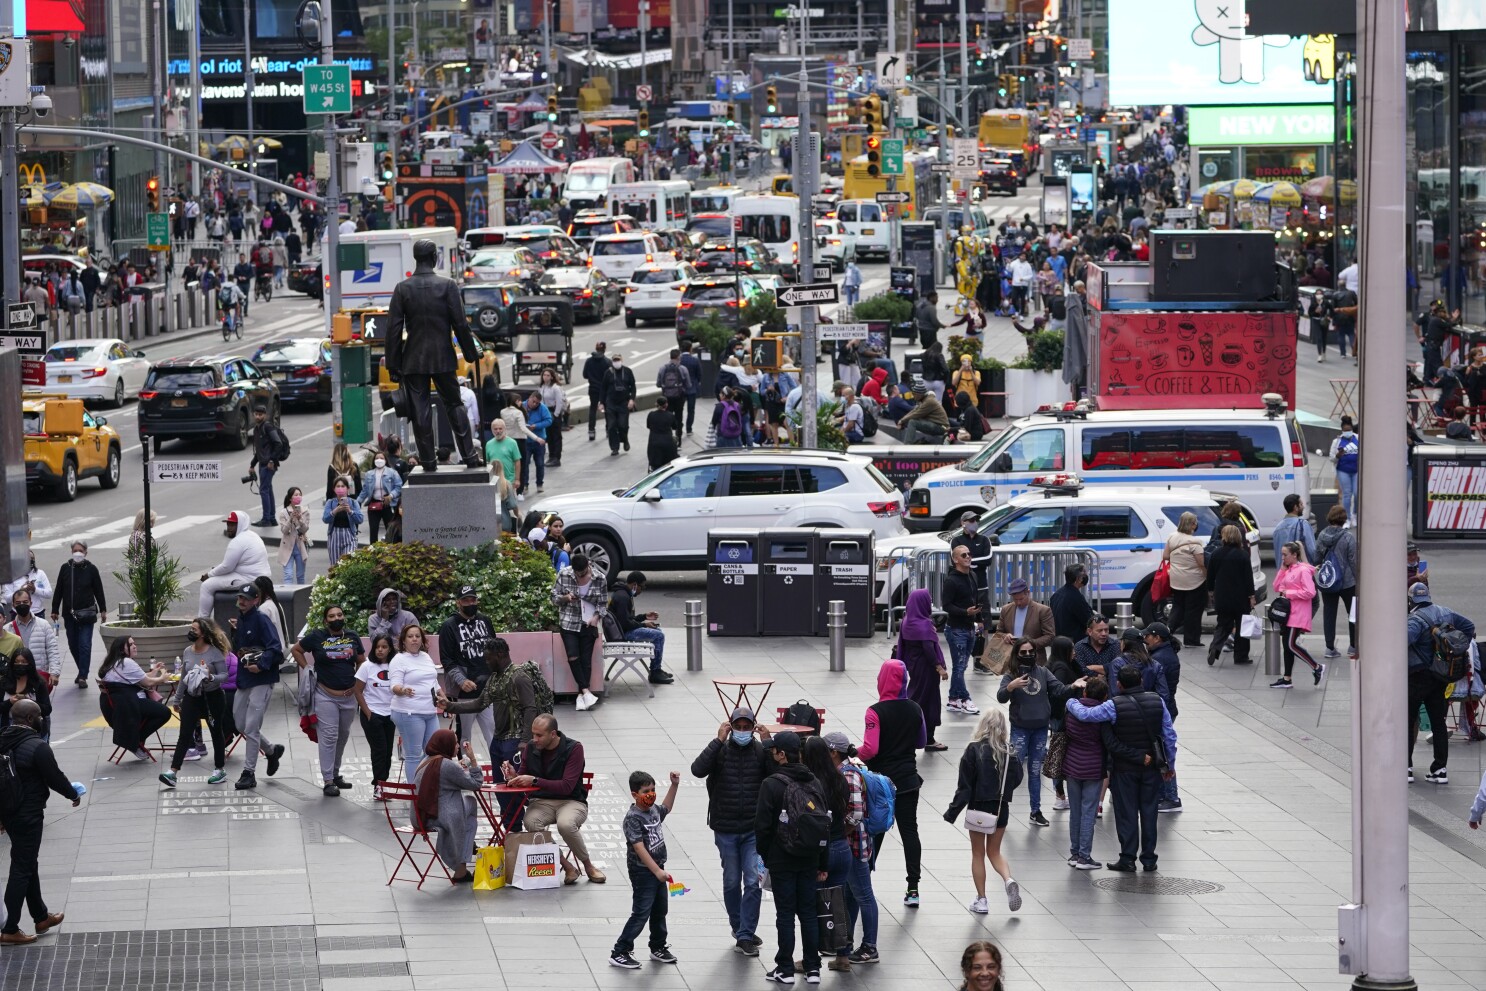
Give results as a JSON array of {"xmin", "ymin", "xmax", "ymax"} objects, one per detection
[
  {"xmin": 5, "ymin": 301, "xmax": 37, "ymax": 330},
  {"xmin": 874, "ymin": 191, "xmax": 911, "ymax": 205},
  {"xmin": 775, "ymin": 282, "xmax": 840, "ymax": 307}
]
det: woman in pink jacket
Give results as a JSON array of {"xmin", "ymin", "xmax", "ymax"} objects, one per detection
[{"xmin": 1270, "ymin": 541, "xmax": 1323, "ymax": 689}]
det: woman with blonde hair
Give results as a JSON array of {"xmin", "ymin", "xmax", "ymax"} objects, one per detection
[
  {"xmin": 324, "ymin": 442, "xmax": 362, "ymax": 503},
  {"xmin": 944, "ymin": 707, "xmax": 1024, "ymax": 915},
  {"xmin": 489, "ymin": 460, "xmax": 517, "ymax": 534},
  {"xmin": 1162, "ymin": 511, "xmax": 1208, "ymax": 648}
]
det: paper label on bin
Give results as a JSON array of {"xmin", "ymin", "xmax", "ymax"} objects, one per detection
[
  {"xmin": 827, "ymin": 565, "xmax": 869, "ymax": 576},
  {"xmin": 712, "ymin": 563, "xmax": 759, "ymax": 574},
  {"xmin": 769, "ymin": 564, "xmax": 811, "ymax": 575}
]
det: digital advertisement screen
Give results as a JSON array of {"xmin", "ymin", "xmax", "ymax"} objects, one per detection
[
  {"xmin": 1413, "ymin": 458, "xmax": 1486, "ymax": 537},
  {"xmin": 1069, "ymin": 171, "xmax": 1095, "ymax": 214},
  {"xmin": 1109, "ymin": 0, "xmax": 1334, "ymax": 107}
]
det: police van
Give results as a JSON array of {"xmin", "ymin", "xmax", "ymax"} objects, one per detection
[{"xmin": 905, "ymin": 402, "xmax": 1308, "ymax": 538}]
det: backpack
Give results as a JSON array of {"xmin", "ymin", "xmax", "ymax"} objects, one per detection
[
  {"xmin": 719, "ymin": 400, "xmax": 744, "ymax": 438},
  {"xmin": 0, "ymin": 737, "xmax": 33, "ymax": 824},
  {"xmin": 492, "ymin": 661, "xmax": 554, "ymax": 738},
  {"xmin": 659, "ymin": 363, "xmax": 683, "ymax": 396},
  {"xmin": 1335, "ymin": 435, "xmax": 1359, "ymax": 474},
  {"xmin": 1430, "ymin": 622, "xmax": 1473, "ymax": 682},
  {"xmin": 860, "ymin": 401, "xmax": 879, "ymax": 439},
  {"xmin": 267, "ymin": 423, "xmax": 291, "ymax": 463},
  {"xmin": 773, "ymin": 772, "xmax": 831, "ymax": 857},
  {"xmin": 782, "ymin": 699, "xmax": 822, "ymax": 733},
  {"xmin": 1315, "ymin": 541, "xmax": 1343, "ymax": 592},
  {"xmin": 854, "ymin": 762, "xmax": 897, "ymax": 834}
]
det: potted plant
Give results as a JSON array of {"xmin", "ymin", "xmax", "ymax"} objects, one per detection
[
  {"xmin": 101, "ymin": 536, "xmax": 193, "ymax": 662},
  {"xmin": 686, "ymin": 317, "xmax": 734, "ymax": 395},
  {"xmin": 743, "ymin": 295, "xmax": 787, "ymax": 335},
  {"xmin": 974, "ymin": 354, "xmax": 1008, "ymax": 419},
  {"xmin": 1005, "ymin": 330, "xmax": 1067, "ymax": 417},
  {"xmin": 787, "ymin": 399, "xmax": 846, "ymax": 452},
  {"xmin": 850, "ymin": 293, "xmax": 913, "ymax": 342}
]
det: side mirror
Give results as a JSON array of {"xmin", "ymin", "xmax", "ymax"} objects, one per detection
[
  {"xmin": 990, "ymin": 453, "xmax": 1013, "ymax": 474},
  {"xmin": 133, "ymin": 350, "xmax": 147, "ymax": 358},
  {"xmin": 95, "ymin": 416, "xmax": 108, "ymax": 426},
  {"xmin": 641, "ymin": 489, "xmax": 662, "ymax": 503}
]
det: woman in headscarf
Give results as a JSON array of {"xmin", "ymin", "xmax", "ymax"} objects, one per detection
[
  {"xmin": 896, "ymin": 589, "xmax": 949, "ymax": 752},
  {"xmin": 413, "ymin": 728, "xmax": 485, "ymax": 883},
  {"xmin": 858, "ymin": 659, "xmax": 927, "ymax": 909}
]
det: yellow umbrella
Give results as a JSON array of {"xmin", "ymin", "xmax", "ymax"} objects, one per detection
[
  {"xmin": 1231, "ymin": 178, "xmax": 1258, "ymax": 200},
  {"xmin": 1253, "ymin": 181, "xmax": 1303, "ymax": 207},
  {"xmin": 47, "ymin": 182, "xmax": 115, "ymax": 209},
  {"xmin": 217, "ymin": 135, "xmax": 251, "ymax": 152},
  {"xmin": 254, "ymin": 137, "xmax": 284, "ymax": 151}
]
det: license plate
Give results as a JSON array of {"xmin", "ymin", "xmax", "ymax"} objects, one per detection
[
  {"xmin": 862, "ymin": 228, "xmax": 876, "ymax": 235},
  {"xmin": 57, "ymin": 375, "xmax": 72, "ymax": 383},
  {"xmin": 276, "ymin": 372, "xmax": 291, "ymax": 381},
  {"xmin": 704, "ymin": 308, "xmax": 721, "ymax": 318},
  {"xmin": 171, "ymin": 398, "xmax": 188, "ymax": 408}
]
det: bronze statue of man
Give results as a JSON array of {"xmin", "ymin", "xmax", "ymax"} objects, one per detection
[{"xmin": 385, "ymin": 238, "xmax": 482, "ymax": 470}]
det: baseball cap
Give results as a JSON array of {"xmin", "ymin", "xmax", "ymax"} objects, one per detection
[
  {"xmin": 1120, "ymin": 627, "xmax": 1143, "ymax": 644},
  {"xmin": 770, "ymin": 730, "xmax": 802, "ymax": 755},
  {"xmin": 458, "ymin": 585, "xmax": 479, "ymax": 599},
  {"xmin": 730, "ymin": 706, "xmax": 756, "ymax": 725},
  {"xmin": 960, "ymin": 510, "xmax": 979, "ymax": 524},
  {"xmin": 1144, "ymin": 622, "xmax": 1172, "ymax": 640},
  {"xmin": 1409, "ymin": 581, "xmax": 1431, "ymax": 604},
  {"xmin": 1007, "ymin": 578, "xmax": 1030, "ymax": 594},
  {"xmin": 236, "ymin": 582, "xmax": 262, "ymax": 599},
  {"xmin": 822, "ymin": 731, "xmax": 853, "ymax": 754},
  {"xmin": 222, "ymin": 510, "xmax": 246, "ymax": 526}
]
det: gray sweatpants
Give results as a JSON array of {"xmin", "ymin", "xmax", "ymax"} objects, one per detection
[
  {"xmin": 233, "ymin": 683, "xmax": 276, "ymax": 771},
  {"xmin": 456, "ymin": 705, "xmax": 496, "ymax": 763},
  {"xmin": 314, "ymin": 689, "xmax": 358, "ymax": 783}
]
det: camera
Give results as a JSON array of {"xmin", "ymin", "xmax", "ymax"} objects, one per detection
[
  {"xmin": 240, "ymin": 473, "xmax": 255, "ymax": 484},
  {"xmin": 30, "ymin": 93, "xmax": 51, "ymax": 118}
]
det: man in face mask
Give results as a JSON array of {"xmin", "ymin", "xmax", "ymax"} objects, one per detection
[
  {"xmin": 601, "ymin": 351, "xmax": 638, "ymax": 456},
  {"xmin": 0, "ymin": 698, "xmax": 79, "ymax": 944},
  {"xmin": 437, "ymin": 586, "xmax": 496, "ymax": 759},
  {"xmin": 607, "ymin": 571, "xmax": 671, "ymax": 685},
  {"xmin": 690, "ymin": 707, "xmax": 773, "ymax": 955},
  {"xmin": 9, "ymin": 592, "xmax": 61, "ymax": 690},
  {"xmin": 1, "ymin": 554, "xmax": 51, "ymax": 621},
  {"xmin": 52, "ymin": 541, "xmax": 105, "ymax": 687}
]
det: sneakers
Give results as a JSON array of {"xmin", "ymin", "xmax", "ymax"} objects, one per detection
[
  {"xmin": 575, "ymin": 689, "xmax": 599, "ymax": 711},
  {"xmin": 1269, "ymin": 678, "xmax": 1293, "ymax": 689},
  {"xmin": 764, "ymin": 968, "xmax": 796, "ymax": 985},
  {"xmin": 1157, "ymin": 799, "xmax": 1183, "ymax": 813},
  {"xmin": 1030, "ymin": 811, "xmax": 1050, "ymax": 827},
  {"xmin": 1052, "ymin": 796, "xmax": 1070, "ymax": 811},
  {"xmin": 1347, "ymin": 647, "xmax": 1359, "ymax": 660},
  {"xmin": 1314, "ymin": 664, "xmax": 1326, "ymax": 686},
  {"xmin": 1066, "ymin": 856, "xmax": 1079, "ymax": 867},
  {"xmin": 846, "ymin": 945, "xmax": 879, "ymax": 964},
  {"xmin": 1425, "ymin": 769, "xmax": 1448, "ymax": 784},
  {"xmin": 1074, "ymin": 856, "xmax": 1101, "ymax": 871},
  {"xmin": 251, "ymin": 518, "xmax": 276, "ymax": 527},
  {"xmin": 608, "ymin": 952, "xmax": 641, "ymax": 970},
  {"xmin": 650, "ymin": 947, "xmax": 678, "ymax": 964},
  {"xmin": 735, "ymin": 938, "xmax": 760, "ymax": 957},
  {"xmin": 159, "ymin": 770, "xmax": 177, "ymax": 788},
  {"xmin": 133, "ymin": 748, "xmax": 152, "ymax": 761},
  {"xmin": 323, "ymin": 782, "xmax": 341, "ymax": 797},
  {"xmin": 1096, "ymin": 804, "xmax": 1103, "ymax": 818},
  {"xmin": 265, "ymin": 744, "xmax": 285, "ymax": 777},
  {"xmin": 903, "ymin": 888, "xmax": 919, "ymax": 908},
  {"xmin": 1005, "ymin": 879, "xmax": 1022, "ymax": 912},
  {"xmin": 1407, "ymin": 767, "xmax": 1415, "ymax": 783},
  {"xmin": 208, "ymin": 769, "xmax": 227, "ymax": 785},
  {"xmin": 1323, "ymin": 648, "xmax": 1342, "ymax": 659},
  {"xmin": 804, "ymin": 969, "xmax": 821, "ymax": 984},
  {"xmin": 960, "ymin": 699, "xmax": 981, "ymax": 714},
  {"xmin": 968, "ymin": 895, "xmax": 989, "ymax": 914},
  {"xmin": 234, "ymin": 770, "xmax": 257, "ymax": 790},
  {"xmin": 182, "ymin": 748, "xmax": 204, "ymax": 762},
  {"xmin": 945, "ymin": 698, "xmax": 963, "ymax": 712},
  {"xmin": 333, "ymin": 776, "xmax": 353, "ymax": 790}
]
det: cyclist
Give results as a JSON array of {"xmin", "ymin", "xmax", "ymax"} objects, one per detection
[
  {"xmin": 232, "ymin": 252, "xmax": 256, "ymax": 316},
  {"xmin": 253, "ymin": 241, "xmax": 275, "ymax": 303},
  {"xmin": 218, "ymin": 279, "xmax": 246, "ymax": 339}
]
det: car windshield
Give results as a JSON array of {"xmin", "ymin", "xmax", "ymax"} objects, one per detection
[
  {"xmin": 593, "ymin": 240, "xmax": 648, "ymax": 255},
  {"xmin": 738, "ymin": 214, "xmax": 791, "ymax": 243},
  {"xmin": 691, "ymin": 194, "xmax": 732, "ymax": 212},
  {"xmin": 471, "ymin": 250, "xmax": 522, "ymax": 268},
  {"xmin": 566, "ymin": 173, "xmax": 608, "ymax": 192},
  {"xmin": 255, "ymin": 340, "xmax": 322, "ymax": 363},
  {"xmin": 1161, "ymin": 504, "xmax": 1223, "ymax": 537},
  {"xmin": 631, "ymin": 269, "xmax": 682, "ymax": 285},
  {"xmin": 540, "ymin": 270, "xmax": 587, "ymax": 288},
  {"xmin": 463, "ymin": 287, "xmax": 509, "ymax": 305},
  {"xmin": 146, "ymin": 369, "xmax": 217, "ymax": 390},
  {"xmin": 620, "ymin": 465, "xmax": 673, "ymax": 498},
  {"xmin": 685, "ymin": 284, "xmax": 739, "ymax": 303},
  {"xmin": 508, "ymin": 236, "xmax": 557, "ymax": 254},
  {"xmin": 46, "ymin": 344, "xmax": 104, "ymax": 362},
  {"xmin": 687, "ymin": 216, "xmax": 733, "ymax": 238}
]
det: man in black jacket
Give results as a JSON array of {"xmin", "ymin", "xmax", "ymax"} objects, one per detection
[
  {"xmin": 691, "ymin": 706, "xmax": 772, "ymax": 956},
  {"xmin": 0, "ymin": 699, "xmax": 78, "ymax": 944},
  {"xmin": 1050, "ymin": 564, "xmax": 1093, "ymax": 641},
  {"xmin": 385, "ymin": 238, "xmax": 483, "ymax": 470},
  {"xmin": 608, "ymin": 572, "xmax": 671, "ymax": 684},
  {"xmin": 249, "ymin": 405, "xmax": 290, "ymax": 527},
  {"xmin": 438, "ymin": 585, "xmax": 496, "ymax": 757},
  {"xmin": 601, "ymin": 352, "xmax": 639, "ymax": 456},
  {"xmin": 582, "ymin": 343, "xmax": 610, "ymax": 440},
  {"xmin": 942, "ymin": 546, "xmax": 983, "ymax": 702},
  {"xmin": 50, "ymin": 541, "xmax": 106, "ymax": 686},
  {"xmin": 754, "ymin": 731, "xmax": 829, "ymax": 985}
]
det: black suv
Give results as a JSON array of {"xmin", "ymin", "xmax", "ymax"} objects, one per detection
[
  {"xmin": 693, "ymin": 237, "xmax": 776, "ymax": 276},
  {"xmin": 138, "ymin": 356, "xmax": 279, "ymax": 453}
]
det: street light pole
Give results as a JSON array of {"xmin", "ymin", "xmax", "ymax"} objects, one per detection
[
  {"xmin": 189, "ymin": 2, "xmax": 202, "ymax": 197},
  {"xmin": 322, "ymin": 0, "xmax": 342, "ymax": 335},
  {"xmin": 0, "ymin": 10, "xmax": 18, "ymax": 304},
  {"xmin": 244, "ymin": 0, "xmax": 256, "ymax": 177}
]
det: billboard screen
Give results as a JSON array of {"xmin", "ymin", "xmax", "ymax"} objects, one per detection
[
  {"xmin": 1109, "ymin": 0, "xmax": 1334, "ymax": 107},
  {"xmin": 1186, "ymin": 105, "xmax": 1335, "ymax": 147}
]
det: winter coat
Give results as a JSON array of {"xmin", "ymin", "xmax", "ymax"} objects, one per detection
[
  {"xmin": 944, "ymin": 739, "xmax": 1023, "ymax": 823},
  {"xmin": 1272, "ymin": 562, "xmax": 1317, "ymax": 633},
  {"xmin": 690, "ymin": 735, "xmax": 773, "ymax": 835}
]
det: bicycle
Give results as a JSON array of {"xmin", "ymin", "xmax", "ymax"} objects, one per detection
[
  {"xmin": 254, "ymin": 271, "xmax": 274, "ymax": 304},
  {"xmin": 221, "ymin": 301, "xmax": 243, "ymax": 341}
]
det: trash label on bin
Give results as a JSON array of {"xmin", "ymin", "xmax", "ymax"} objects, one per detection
[
  {"xmin": 827, "ymin": 565, "xmax": 869, "ymax": 576},
  {"xmin": 714, "ymin": 544, "xmax": 754, "ymax": 563}
]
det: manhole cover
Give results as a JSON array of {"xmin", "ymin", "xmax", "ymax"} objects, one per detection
[{"xmin": 1093, "ymin": 875, "xmax": 1225, "ymax": 895}]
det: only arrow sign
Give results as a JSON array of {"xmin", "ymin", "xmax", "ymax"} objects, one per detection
[
  {"xmin": 775, "ymin": 282, "xmax": 840, "ymax": 307},
  {"xmin": 875, "ymin": 191, "xmax": 911, "ymax": 204}
]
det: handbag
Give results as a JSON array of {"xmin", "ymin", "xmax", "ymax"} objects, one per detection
[
  {"xmin": 1041, "ymin": 730, "xmax": 1067, "ymax": 780},
  {"xmin": 960, "ymin": 742, "xmax": 1014, "ymax": 834},
  {"xmin": 72, "ymin": 607, "xmax": 98, "ymax": 624},
  {"xmin": 981, "ymin": 634, "xmax": 1014, "ymax": 676},
  {"xmin": 816, "ymin": 885, "xmax": 850, "ymax": 953},
  {"xmin": 1239, "ymin": 614, "xmax": 1264, "ymax": 639},
  {"xmin": 473, "ymin": 845, "xmax": 506, "ymax": 890},
  {"xmin": 1150, "ymin": 560, "xmax": 1172, "ymax": 603}
]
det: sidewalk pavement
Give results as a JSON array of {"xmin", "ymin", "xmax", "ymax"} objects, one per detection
[{"xmin": 13, "ymin": 598, "xmax": 1485, "ymax": 991}]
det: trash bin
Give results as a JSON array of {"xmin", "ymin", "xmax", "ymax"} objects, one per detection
[
  {"xmin": 760, "ymin": 528, "xmax": 817, "ymax": 636},
  {"xmin": 814, "ymin": 529, "xmax": 875, "ymax": 637},
  {"xmin": 706, "ymin": 529, "xmax": 760, "ymax": 637}
]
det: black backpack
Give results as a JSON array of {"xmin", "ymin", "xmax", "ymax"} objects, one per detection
[
  {"xmin": 659, "ymin": 363, "xmax": 683, "ymax": 396},
  {"xmin": 1430, "ymin": 622, "xmax": 1473, "ymax": 682},
  {"xmin": 0, "ymin": 738, "xmax": 33, "ymax": 824},
  {"xmin": 783, "ymin": 699, "xmax": 822, "ymax": 733},
  {"xmin": 267, "ymin": 422, "xmax": 291, "ymax": 462},
  {"xmin": 773, "ymin": 772, "xmax": 831, "ymax": 857},
  {"xmin": 860, "ymin": 401, "xmax": 879, "ymax": 439}
]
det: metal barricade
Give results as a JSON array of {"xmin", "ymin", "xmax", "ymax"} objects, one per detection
[{"xmin": 892, "ymin": 546, "xmax": 1104, "ymax": 633}]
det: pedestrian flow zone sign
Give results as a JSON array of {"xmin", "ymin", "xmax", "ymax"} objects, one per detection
[
  {"xmin": 303, "ymin": 65, "xmax": 352, "ymax": 115},
  {"xmin": 150, "ymin": 460, "xmax": 223, "ymax": 483}
]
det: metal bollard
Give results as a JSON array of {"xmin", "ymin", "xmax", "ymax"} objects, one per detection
[
  {"xmin": 1113, "ymin": 601, "xmax": 1135, "ymax": 636},
  {"xmin": 827, "ymin": 600, "xmax": 846, "ymax": 672},
  {"xmin": 1264, "ymin": 620, "xmax": 1283, "ymax": 676},
  {"xmin": 684, "ymin": 599, "xmax": 704, "ymax": 672}
]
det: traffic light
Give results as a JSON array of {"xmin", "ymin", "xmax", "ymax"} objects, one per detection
[
  {"xmin": 997, "ymin": 75, "xmax": 1009, "ymax": 98},
  {"xmin": 862, "ymin": 95, "xmax": 882, "ymax": 133},
  {"xmin": 146, "ymin": 176, "xmax": 160, "ymax": 212},
  {"xmin": 765, "ymin": 85, "xmax": 778, "ymax": 114},
  {"xmin": 546, "ymin": 94, "xmax": 558, "ymax": 121},
  {"xmin": 725, "ymin": 103, "xmax": 736, "ymax": 125},
  {"xmin": 865, "ymin": 135, "xmax": 881, "ymax": 177},
  {"xmin": 638, "ymin": 109, "xmax": 650, "ymax": 136},
  {"xmin": 381, "ymin": 152, "xmax": 393, "ymax": 181}
]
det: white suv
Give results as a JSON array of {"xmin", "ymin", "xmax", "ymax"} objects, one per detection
[
  {"xmin": 534, "ymin": 449, "xmax": 907, "ymax": 573},
  {"xmin": 588, "ymin": 232, "xmax": 673, "ymax": 281},
  {"xmin": 874, "ymin": 481, "xmax": 1266, "ymax": 620}
]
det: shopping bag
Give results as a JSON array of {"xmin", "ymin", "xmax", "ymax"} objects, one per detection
[
  {"xmin": 1149, "ymin": 561, "xmax": 1171, "ymax": 603},
  {"xmin": 473, "ymin": 845, "xmax": 506, "ymax": 891},
  {"xmin": 503, "ymin": 830, "xmax": 560, "ymax": 890},
  {"xmin": 1239, "ymin": 614, "xmax": 1263, "ymax": 639},
  {"xmin": 816, "ymin": 885, "xmax": 850, "ymax": 953},
  {"xmin": 981, "ymin": 633, "xmax": 1014, "ymax": 675}
]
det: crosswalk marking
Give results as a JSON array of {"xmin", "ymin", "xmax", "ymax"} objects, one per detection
[
  {"xmin": 33, "ymin": 515, "xmax": 139, "ymax": 551},
  {"xmin": 92, "ymin": 514, "xmax": 222, "ymax": 551},
  {"xmin": 29, "ymin": 516, "xmax": 106, "ymax": 547},
  {"xmin": 32, "ymin": 513, "xmax": 222, "ymax": 552}
]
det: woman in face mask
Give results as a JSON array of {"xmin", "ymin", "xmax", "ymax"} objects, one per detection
[
  {"xmin": 322, "ymin": 475, "xmax": 365, "ymax": 566},
  {"xmin": 54, "ymin": 541, "xmax": 106, "ymax": 687},
  {"xmin": 292, "ymin": 605, "xmax": 366, "ymax": 797},
  {"xmin": 0, "ymin": 648, "xmax": 51, "ymax": 739},
  {"xmin": 359, "ymin": 452, "xmax": 403, "ymax": 544},
  {"xmin": 160, "ymin": 618, "xmax": 232, "ymax": 788},
  {"xmin": 278, "ymin": 488, "xmax": 311, "ymax": 584}
]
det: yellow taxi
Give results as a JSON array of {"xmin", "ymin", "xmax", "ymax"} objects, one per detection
[
  {"xmin": 23, "ymin": 392, "xmax": 123, "ymax": 501},
  {"xmin": 339, "ymin": 308, "xmax": 499, "ymax": 404}
]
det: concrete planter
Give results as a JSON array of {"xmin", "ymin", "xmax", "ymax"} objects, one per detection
[
  {"xmin": 1004, "ymin": 369, "xmax": 1066, "ymax": 418},
  {"xmin": 98, "ymin": 621, "xmax": 195, "ymax": 666}
]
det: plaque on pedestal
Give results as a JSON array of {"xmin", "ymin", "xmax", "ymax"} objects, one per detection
[{"xmin": 400, "ymin": 466, "xmax": 501, "ymax": 548}]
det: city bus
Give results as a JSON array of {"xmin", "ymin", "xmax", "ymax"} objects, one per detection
[
  {"xmin": 978, "ymin": 110, "xmax": 1037, "ymax": 180},
  {"xmin": 840, "ymin": 149, "xmax": 937, "ymax": 220}
]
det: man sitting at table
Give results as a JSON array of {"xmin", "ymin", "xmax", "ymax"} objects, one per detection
[{"xmin": 502, "ymin": 713, "xmax": 606, "ymax": 884}]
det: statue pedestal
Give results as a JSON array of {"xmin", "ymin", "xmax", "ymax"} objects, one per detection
[{"xmin": 400, "ymin": 466, "xmax": 500, "ymax": 548}]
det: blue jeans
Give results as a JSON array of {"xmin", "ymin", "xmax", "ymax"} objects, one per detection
[
  {"xmin": 1010, "ymin": 725, "xmax": 1048, "ymax": 814},
  {"xmin": 63, "ymin": 616, "xmax": 95, "ymax": 680},
  {"xmin": 1066, "ymin": 776, "xmax": 1101, "ymax": 860},
  {"xmin": 521, "ymin": 438, "xmax": 545, "ymax": 490},
  {"xmin": 714, "ymin": 831, "xmax": 761, "ymax": 941},
  {"xmin": 944, "ymin": 627, "xmax": 974, "ymax": 703},
  {"xmin": 258, "ymin": 465, "xmax": 276, "ymax": 523},
  {"xmin": 282, "ymin": 544, "xmax": 306, "ymax": 585},
  {"xmin": 614, "ymin": 868, "xmax": 668, "ymax": 955},
  {"xmin": 624, "ymin": 625, "xmax": 666, "ymax": 673},
  {"xmin": 390, "ymin": 711, "xmax": 439, "ymax": 784},
  {"xmin": 1337, "ymin": 470, "xmax": 1357, "ymax": 519},
  {"xmin": 845, "ymin": 853, "xmax": 878, "ymax": 948},
  {"xmin": 1159, "ymin": 771, "xmax": 1180, "ymax": 804},
  {"xmin": 823, "ymin": 839, "xmax": 852, "ymax": 956}
]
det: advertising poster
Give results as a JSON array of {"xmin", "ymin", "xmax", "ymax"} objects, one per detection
[
  {"xmin": 1090, "ymin": 309, "xmax": 1298, "ymax": 410},
  {"xmin": 1413, "ymin": 455, "xmax": 1486, "ymax": 538}
]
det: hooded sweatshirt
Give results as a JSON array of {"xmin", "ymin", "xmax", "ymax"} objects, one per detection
[
  {"xmin": 368, "ymin": 588, "xmax": 419, "ymax": 642},
  {"xmin": 860, "ymin": 367, "xmax": 889, "ymax": 403},
  {"xmin": 859, "ymin": 660, "xmax": 925, "ymax": 792},
  {"xmin": 210, "ymin": 510, "xmax": 271, "ymax": 580}
]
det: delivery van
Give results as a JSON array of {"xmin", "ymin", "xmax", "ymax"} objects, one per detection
[
  {"xmin": 563, "ymin": 156, "xmax": 638, "ymax": 211},
  {"xmin": 339, "ymin": 228, "xmax": 462, "ymax": 307},
  {"xmin": 732, "ymin": 194, "xmax": 800, "ymax": 279},
  {"xmin": 608, "ymin": 180, "xmax": 691, "ymax": 230}
]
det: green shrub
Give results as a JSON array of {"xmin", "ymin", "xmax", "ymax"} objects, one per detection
[
  {"xmin": 743, "ymin": 294, "xmax": 787, "ymax": 332},
  {"xmin": 850, "ymin": 293, "xmax": 912, "ymax": 323},
  {"xmin": 1011, "ymin": 330, "xmax": 1065, "ymax": 372},
  {"xmin": 947, "ymin": 335, "xmax": 982, "ymax": 362},
  {"xmin": 788, "ymin": 399, "xmax": 846, "ymax": 452},
  {"xmin": 113, "ymin": 538, "xmax": 187, "ymax": 627},
  {"xmin": 686, "ymin": 317, "xmax": 734, "ymax": 357}
]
